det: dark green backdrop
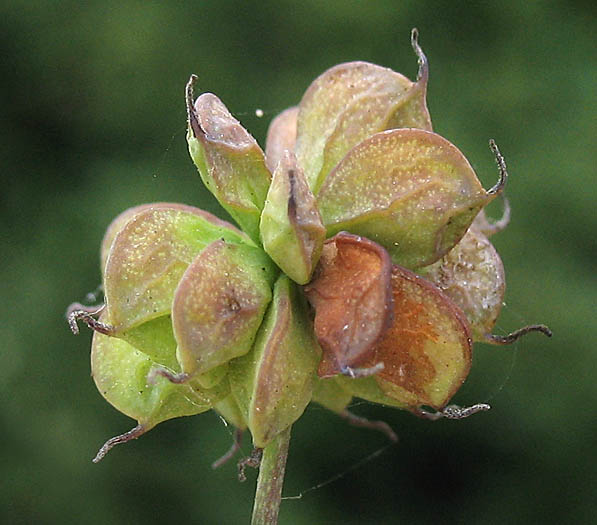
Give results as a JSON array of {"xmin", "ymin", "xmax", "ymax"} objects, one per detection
[{"xmin": 2, "ymin": 1, "xmax": 595, "ymax": 523}]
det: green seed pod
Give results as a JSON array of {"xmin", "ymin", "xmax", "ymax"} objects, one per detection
[
  {"xmin": 229, "ymin": 275, "xmax": 321, "ymax": 448},
  {"xmin": 91, "ymin": 320, "xmax": 229, "ymax": 435},
  {"xmin": 116, "ymin": 315, "xmax": 228, "ymax": 389},
  {"xmin": 104, "ymin": 205, "xmax": 249, "ymax": 335},
  {"xmin": 67, "ymin": 29, "xmax": 553, "ymax": 470},
  {"xmin": 186, "ymin": 77, "xmax": 272, "ymax": 244},
  {"xmin": 172, "ymin": 240, "xmax": 277, "ymax": 378},
  {"xmin": 295, "ymin": 31, "xmax": 432, "ymax": 193},
  {"xmin": 317, "ymin": 129, "xmax": 504, "ymax": 269},
  {"xmin": 117, "ymin": 315, "xmax": 179, "ymax": 370},
  {"xmin": 336, "ymin": 375, "xmax": 407, "ymax": 409},
  {"xmin": 260, "ymin": 150, "xmax": 326, "ymax": 285},
  {"xmin": 192, "ymin": 363, "xmax": 229, "ymax": 389},
  {"xmin": 419, "ymin": 227, "xmax": 505, "ymax": 341}
]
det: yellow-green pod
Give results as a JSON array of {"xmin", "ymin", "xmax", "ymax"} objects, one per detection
[
  {"xmin": 92, "ymin": 330, "xmax": 228, "ymax": 427},
  {"xmin": 104, "ymin": 205, "xmax": 250, "ymax": 336},
  {"xmin": 311, "ymin": 378, "xmax": 353, "ymax": 413}
]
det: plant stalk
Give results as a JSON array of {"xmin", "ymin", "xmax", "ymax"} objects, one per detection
[{"xmin": 251, "ymin": 426, "xmax": 292, "ymax": 525}]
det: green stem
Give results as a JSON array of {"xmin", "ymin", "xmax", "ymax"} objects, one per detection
[{"xmin": 251, "ymin": 426, "xmax": 292, "ymax": 525}]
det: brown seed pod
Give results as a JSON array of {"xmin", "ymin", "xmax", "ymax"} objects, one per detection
[
  {"xmin": 304, "ymin": 232, "xmax": 394, "ymax": 378},
  {"xmin": 360, "ymin": 265, "xmax": 472, "ymax": 410}
]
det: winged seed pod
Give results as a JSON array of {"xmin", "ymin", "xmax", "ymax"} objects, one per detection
[
  {"xmin": 172, "ymin": 240, "xmax": 277, "ymax": 378},
  {"xmin": 104, "ymin": 205, "xmax": 250, "ymax": 335},
  {"xmin": 90, "ymin": 314, "xmax": 230, "ymax": 462},
  {"xmin": 316, "ymin": 128, "xmax": 505, "ymax": 269},
  {"xmin": 67, "ymin": 33, "xmax": 550, "ymax": 521},
  {"xmin": 304, "ymin": 232, "xmax": 394, "ymax": 378}
]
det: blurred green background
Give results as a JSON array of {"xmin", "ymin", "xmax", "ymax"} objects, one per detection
[{"xmin": 2, "ymin": 1, "xmax": 595, "ymax": 523}]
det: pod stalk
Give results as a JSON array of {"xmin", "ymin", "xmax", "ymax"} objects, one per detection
[{"xmin": 251, "ymin": 426, "xmax": 292, "ymax": 525}]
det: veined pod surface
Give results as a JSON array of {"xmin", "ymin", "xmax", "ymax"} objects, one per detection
[
  {"xmin": 104, "ymin": 206, "xmax": 249, "ymax": 334},
  {"xmin": 186, "ymin": 82, "xmax": 272, "ymax": 244},
  {"xmin": 295, "ymin": 54, "xmax": 432, "ymax": 193},
  {"xmin": 317, "ymin": 129, "xmax": 501, "ymax": 269},
  {"xmin": 172, "ymin": 240, "xmax": 277, "ymax": 378},
  {"xmin": 260, "ymin": 151, "xmax": 326, "ymax": 285},
  {"xmin": 229, "ymin": 275, "xmax": 321, "ymax": 448}
]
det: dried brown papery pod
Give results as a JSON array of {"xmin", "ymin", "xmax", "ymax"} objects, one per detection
[
  {"xmin": 304, "ymin": 232, "xmax": 394, "ymax": 377},
  {"xmin": 360, "ymin": 265, "xmax": 472, "ymax": 410}
]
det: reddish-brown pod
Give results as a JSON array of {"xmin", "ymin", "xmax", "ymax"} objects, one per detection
[
  {"xmin": 304, "ymin": 232, "xmax": 394, "ymax": 377},
  {"xmin": 362, "ymin": 265, "xmax": 472, "ymax": 410}
]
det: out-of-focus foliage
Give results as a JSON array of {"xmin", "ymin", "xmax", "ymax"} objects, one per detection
[{"xmin": 1, "ymin": 1, "xmax": 594, "ymax": 524}]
